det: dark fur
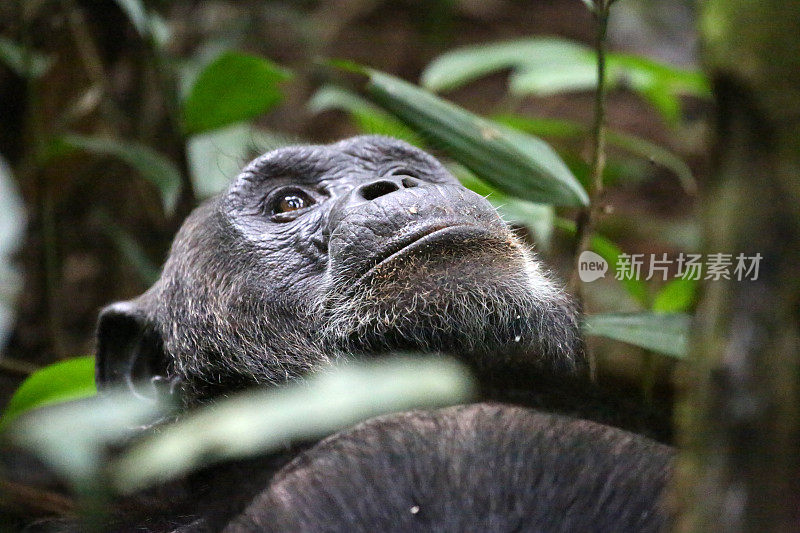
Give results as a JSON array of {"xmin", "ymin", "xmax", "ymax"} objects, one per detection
[
  {"xmin": 228, "ymin": 404, "xmax": 673, "ymax": 533},
  {"xmin": 97, "ymin": 136, "xmax": 584, "ymax": 404},
  {"xmin": 60, "ymin": 136, "xmax": 673, "ymax": 532}
]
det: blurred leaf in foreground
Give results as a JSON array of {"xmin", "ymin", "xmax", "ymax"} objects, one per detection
[
  {"xmin": 583, "ymin": 312, "xmax": 689, "ymax": 358},
  {"xmin": 4, "ymin": 389, "xmax": 171, "ymax": 496},
  {"xmin": 182, "ymin": 52, "xmax": 291, "ymax": 136},
  {"xmin": 0, "ymin": 356, "xmax": 96, "ymax": 431},
  {"xmin": 112, "ymin": 356, "xmax": 474, "ymax": 493}
]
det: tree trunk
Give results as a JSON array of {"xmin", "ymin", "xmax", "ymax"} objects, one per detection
[{"xmin": 675, "ymin": 1, "xmax": 800, "ymax": 531}]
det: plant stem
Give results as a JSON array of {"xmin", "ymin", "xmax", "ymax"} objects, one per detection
[
  {"xmin": 569, "ymin": 1, "xmax": 612, "ymax": 378},
  {"xmin": 570, "ymin": 4, "xmax": 611, "ymax": 289}
]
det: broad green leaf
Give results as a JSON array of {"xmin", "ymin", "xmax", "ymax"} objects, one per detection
[
  {"xmin": 421, "ymin": 38, "xmax": 590, "ymax": 92},
  {"xmin": 1, "ymin": 357, "xmax": 96, "ymax": 431},
  {"xmin": 421, "ymin": 38, "xmax": 709, "ymax": 125},
  {"xmin": 609, "ymin": 53, "xmax": 710, "ymax": 97},
  {"xmin": 0, "ymin": 37, "xmax": 52, "ymax": 78},
  {"xmin": 308, "ymin": 85, "xmax": 424, "ymax": 146},
  {"xmin": 63, "ymin": 135, "xmax": 182, "ymax": 214},
  {"xmin": 363, "ymin": 70, "xmax": 588, "ymax": 206},
  {"xmin": 496, "ymin": 114, "xmax": 696, "ymax": 193},
  {"xmin": 111, "ymin": 356, "xmax": 474, "ymax": 492},
  {"xmin": 583, "ymin": 312, "xmax": 690, "ymax": 358},
  {"xmin": 0, "ymin": 155, "xmax": 23, "ymax": 351},
  {"xmin": 510, "ymin": 62, "xmax": 599, "ymax": 96},
  {"xmin": 652, "ymin": 277, "xmax": 697, "ymax": 313},
  {"xmin": 555, "ymin": 218, "xmax": 649, "ymax": 307},
  {"xmin": 5, "ymin": 388, "xmax": 170, "ymax": 495},
  {"xmin": 182, "ymin": 52, "xmax": 291, "ymax": 136}
]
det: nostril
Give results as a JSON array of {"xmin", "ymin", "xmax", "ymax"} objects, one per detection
[
  {"xmin": 401, "ymin": 177, "xmax": 420, "ymax": 188},
  {"xmin": 359, "ymin": 180, "xmax": 400, "ymax": 201}
]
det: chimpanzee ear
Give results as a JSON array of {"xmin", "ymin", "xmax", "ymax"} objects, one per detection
[{"xmin": 96, "ymin": 300, "xmax": 172, "ymax": 402}]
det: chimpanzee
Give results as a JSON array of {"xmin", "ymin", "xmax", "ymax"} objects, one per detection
[
  {"xmin": 97, "ymin": 135, "xmax": 584, "ymax": 406},
  {"xmin": 81, "ymin": 136, "xmax": 672, "ymax": 532},
  {"xmin": 228, "ymin": 404, "xmax": 673, "ymax": 533}
]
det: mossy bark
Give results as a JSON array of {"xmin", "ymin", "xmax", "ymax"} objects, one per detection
[{"xmin": 675, "ymin": 1, "xmax": 800, "ymax": 531}]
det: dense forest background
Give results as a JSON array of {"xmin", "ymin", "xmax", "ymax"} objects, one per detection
[
  {"xmin": 3, "ymin": 0, "xmax": 800, "ymax": 530},
  {"xmin": 0, "ymin": 0, "xmax": 704, "ymax": 409}
]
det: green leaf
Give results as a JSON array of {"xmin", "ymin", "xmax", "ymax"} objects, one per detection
[
  {"xmin": 308, "ymin": 85, "xmax": 424, "ymax": 147},
  {"xmin": 496, "ymin": 114, "xmax": 696, "ymax": 193},
  {"xmin": 421, "ymin": 38, "xmax": 590, "ymax": 92},
  {"xmin": 511, "ymin": 61, "xmax": 599, "ymax": 96},
  {"xmin": 362, "ymin": 69, "xmax": 588, "ymax": 206},
  {"xmin": 583, "ymin": 312, "xmax": 690, "ymax": 358},
  {"xmin": 0, "ymin": 37, "xmax": 52, "ymax": 78},
  {"xmin": 1, "ymin": 357, "xmax": 96, "ymax": 431},
  {"xmin": 63, "ymin": 135, "xmax": 182, "ymax": 215},
  {"xmin": 111, "ymin": 356, "xmax": 474, "ymax": 492},
  {"xmin": 421, "ymin": 38, "xmax": 710, "ymax": 125},
  {"xmin": 652, "ymin": 277, "xmax": 697, "ymax": 313},
  {"xmin": 608, "ymin": 53, "xmax": 710, "ymax": 98},
  {"xmin": 182, "ymin": 52, "xmax": 291, "ymax": 136},
  {"xmin": 5, "ymin": 388, "xmax": 170, "ymax": 496}
]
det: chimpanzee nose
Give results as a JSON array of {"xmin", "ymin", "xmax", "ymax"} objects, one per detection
[{"xmin": 356, "ymin": 175, "xmax": 420, "ymax": 201}]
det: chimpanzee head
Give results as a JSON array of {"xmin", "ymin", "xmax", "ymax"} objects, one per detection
[{"xmin": 97, "ymin": 136, "xmax": 584, "ymax": 403}]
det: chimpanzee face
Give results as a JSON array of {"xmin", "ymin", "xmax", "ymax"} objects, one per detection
[{"xmin": 97, "ymin": 136, "xmax": 583, "ymax": 403}]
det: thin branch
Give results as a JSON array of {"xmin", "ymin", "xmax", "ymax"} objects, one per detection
[{"xmin": 569, "ymin": 1, "xmax": 613, "ymax": 378}]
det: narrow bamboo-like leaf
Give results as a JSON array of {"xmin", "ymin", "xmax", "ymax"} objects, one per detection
[
  {"xmin": 496, "ymin": 114, "xmax": 696, "ymax": 193},
  {"xmin": 63, "ymin": 135, "xmax": 181, "ymax": 214},
  {"xmin": 182, "ymin": 52, "xmax": 291, "ymax": 136},
  {"xmin": 308, "ymin": 85, "xmax": 424, "ymax": 146},
  {"xmin": 421, "ymin": 38, "xmax": 590, "ymax": 92},
  {"xmin": 0, "ymin": 357, "xmax": 96, "ymax": 431},
  {"xmin": 364, "ymin": 70, "xmax": 588, "ymax": 206},
  {"xmin": 652, "ymin": 277, "xmax": 697, "ymax": 313},
  {"xmin": 112, "ymin": 357, "xmax": 474, "ymax": 492},
  {"xmin": 583, "ymin": 312, "xmax": 689, "ymax": 358},
  {"xmin": 0, "ymin": 37, "xmax": 52, "ymax": 78}
]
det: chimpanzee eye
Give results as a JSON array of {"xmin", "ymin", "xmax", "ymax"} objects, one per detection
[{"xmin": 268, "ymin": 189, "xmax": 315, "ymax": 217}]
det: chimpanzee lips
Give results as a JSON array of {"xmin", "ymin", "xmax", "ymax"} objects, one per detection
[{"xmin": 353, "ymin": 222, "xmax": 501, "ymax": 285}]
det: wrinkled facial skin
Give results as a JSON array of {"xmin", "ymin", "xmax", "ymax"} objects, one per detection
[{"xmin": 97, "ymin": 136, "xmax": 584, "ymax": 403}]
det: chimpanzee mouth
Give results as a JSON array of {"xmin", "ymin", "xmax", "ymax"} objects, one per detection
[{"xmin": 354, "ymin": 222, "xmax": 499, "ymax": 286}]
